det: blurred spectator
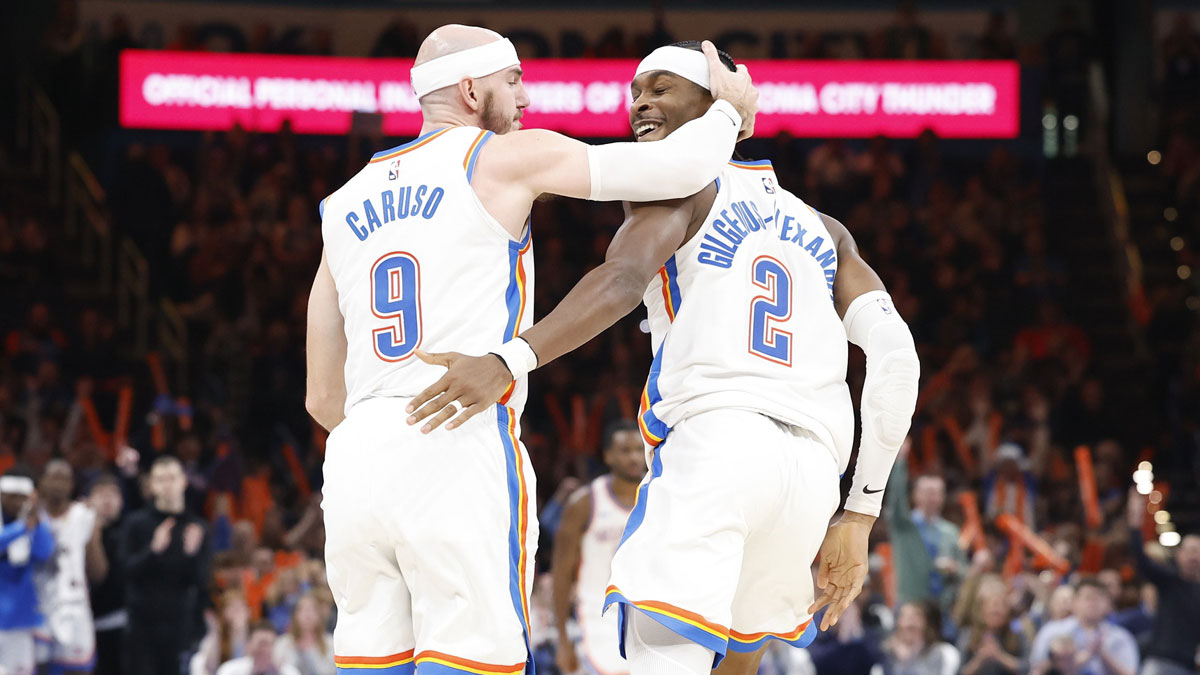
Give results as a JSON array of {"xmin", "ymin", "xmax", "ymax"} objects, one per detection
[
  {"xmin": 1029, "ymin": 578, "xmax": 1138, "ymax": 675},
  {"xmin": 878, "ymin": 1, "xmax": 937, "ymax": 60},
  {"xmin": 983, "ymin": 443, "xmax": 1037, "ymax": 529},
  {"xmin": 976, "ymin": 11, "xmax": 1016, "ymax": 60},
  {"xmin": 215, "ymin": 621, "xmax": 300, "ymax": 675},
  {"xmin": 192, "ymin": 589, "xmax": 252, "ymax": 675},
  {"xmin": 0, "ymin": 468, "xmax": 54, "ymax": 675},
  {"xmin": 370, "ymin": 19, "xmax": 419, "ymax": 58},
  {"xmin": 86, "ymin": 473, "xmax": 126, "ymax": 675},
  {"xmin": 1126, "ymin": 491, "xmax": 1200, "ymax": 675},
  {"xmin": 1161, "ymin": 13, "xmax": 1200, "ymax": 112},
  {"xmin": 272, "ymin": 593, "xmax": 335, "ymax": 675},
  {"xmin": 872, "ymin": 601, "xmax": 960, "ymax": 675},
  {"xmin": 807, "ymin": 597, "xmax": 885, "ymax": 675},
  {"xmin": 122, "ymin": 455, "xmax": 211, "ymax": 675},
  {"xmin": 1043, "ymin": 5, "xmax": 1093, "ymax": 121},
  {"xmin": 885, "ymin": 449, "xmax": 965, "ymax": 619},
  {"xmin": 958, "ymin": 576, "xmax": 1029, "ymax": 675}
]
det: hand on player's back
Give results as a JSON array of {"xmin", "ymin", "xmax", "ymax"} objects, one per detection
[
  {"xmin": 702, "ymin": 40, "xmax": 757, "ymax": 141},
  {"xmin": 406, "ymin": 351, "xmax": 514, "ymax": 433}
]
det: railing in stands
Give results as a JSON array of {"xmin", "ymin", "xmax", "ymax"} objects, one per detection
[
  {"xmin": 28, "ymin": 86, "xmax": 61, "ymax": 202},
  {"xmin": 1087, "ymin": 62, "xmax": 1150, "ymax": 360},
  {"xmin": 158, "ymin": 299, "xmax": 189, "ymax": 395},
  {"xmin": 117, "ymin": 237, "xmax": 150, "ymax": 354},
  {"xmin": 65, "ymin": 152, "xmax": 113, "ymax": 295},
  {"xmin": 26, "ymin": 82, "xmax": 191, "ymax": 392}
]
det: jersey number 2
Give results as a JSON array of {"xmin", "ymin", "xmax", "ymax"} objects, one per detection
[
  {"xmin": 372, "ymin": 252, "xmax": 422, "ymax": 361},
  {"xmin": 748, "ymin": 255, "xmax": 793, "ymax": 366}
]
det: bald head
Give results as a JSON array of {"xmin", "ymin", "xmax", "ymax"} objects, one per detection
[
  {"xmin": 415, "ymin": 24, "xmax": 504, "ymax": 67},
  {"xmin": 412, "ymin": 24, "xmax": 528, "ymax": 134}
]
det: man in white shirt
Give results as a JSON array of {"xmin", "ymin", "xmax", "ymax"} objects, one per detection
[{"xmin": 215, "ymin": 622, "xmax": 300, "ymax": 675}]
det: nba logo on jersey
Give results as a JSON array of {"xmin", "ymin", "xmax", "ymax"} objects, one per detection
[
  {"xmin": 388, "ymin": 160, "xmax": 400, "ymax": 181},
  {"xmin": 762, "ymin": 176, "xmax": 776, "ymax": 194}
]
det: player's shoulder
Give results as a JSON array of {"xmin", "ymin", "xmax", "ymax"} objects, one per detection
[{"xmin": 561, "ymin": 484, "xmax": 594, "ymax": 524}]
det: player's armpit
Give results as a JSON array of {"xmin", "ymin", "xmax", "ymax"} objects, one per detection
[
  {"xmin": 305, "ymin": 251, "xmax": 348, "ymax": 432},
  {"xmin": 821, "ymin": 212, "xmax": 887, "ymax": 319}
]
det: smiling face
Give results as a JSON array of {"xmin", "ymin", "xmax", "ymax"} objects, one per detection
[{"xmin": 628, "ymin": 71, "xmax": 713, "ymax": 142}]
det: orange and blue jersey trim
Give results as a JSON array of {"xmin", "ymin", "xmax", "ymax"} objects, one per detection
[
  {"xmin": 369, "ymin": 127, "xmax": 453, "ymax": 163},
  {"xmin": 499, "ymin": 219, "xmax": 533, "ymax": 406},
  {"xmin": 415, "ymin": 651, "xmax": 525, "ymax": 675},
  {"xmin": 318, "ymin": 196, "xmax": 328, "ymax": 219},
  {"xmin": 604, "ymin": 585, "xmax": 730, "ymax": 664},
  {"xmin": 638, "ymin": 255, "xmax": 678, "ymax": 447},
  {"xmin": 464, "ymin": 129, "xmax": 494, "ymax": 183},
  {"xmin": 728, "ymin": 620, "xmax": 818, "ymax": 652},
  {"xmin": 728, "ymin": 158, "xmax": 774, "ymax": 171},
  {"xmin": 335, "ymin": 650, "xmax": 415, "ymax": 674},
  {"xmin": 496, "ymin": 404, "xmax": 535, "ymax": 675}
]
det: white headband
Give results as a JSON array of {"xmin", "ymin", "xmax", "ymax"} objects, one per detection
[
  {"xmin": 410, "ymin": 38, "xmax": 521, "ymax": 98},
  {"xmin": 635, "ymin": 46, "xmax": 712, "ymax": 92},
  {"xmin": 0, "ymin": 476, "xmax": 34, "ymax": 496}
]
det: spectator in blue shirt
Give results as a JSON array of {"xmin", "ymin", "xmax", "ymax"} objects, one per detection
[
  {"xmin": 0, "ymin": 468, "xmax": 56, "ymax": 675},
  {"xmin": 1029, "ymin": 578, "xmax": 1139, "ymax": 675}
]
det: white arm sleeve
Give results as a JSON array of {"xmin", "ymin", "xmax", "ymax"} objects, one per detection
[
  {"xmin": 586, "ymin": 99, "xmax": 741, "ymax": 202},
  {"xmin": 842, "ymin": 291, "xmax": 921, "ymax": 517}
]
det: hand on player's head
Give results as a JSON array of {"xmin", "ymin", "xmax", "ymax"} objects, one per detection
[{"xmin": 702, "ymin": 40, "xmax": 757, "ymax": 141}]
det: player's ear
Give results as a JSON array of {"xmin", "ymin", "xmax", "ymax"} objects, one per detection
[{"xmin": 459, "ymin": 78, "xmax": 481, "ymax": 111}]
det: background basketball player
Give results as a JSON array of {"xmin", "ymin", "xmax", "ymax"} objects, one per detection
[
  {"xmin": 552, "ymin": 421, "xmax": 644, "ymax": 675},
  {"xmin": 34, "ymin": 460, "xmax": 102, "ymax": 675},
  {"xmin": 305, "ymin": 24, "xmax": 757, "ymax": 675},
  {"xmin": 406, "ymin": 42, "xmax": 920, "ymax": 675}
]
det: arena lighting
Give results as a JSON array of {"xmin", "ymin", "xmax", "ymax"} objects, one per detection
[
  {"xmin": 1160, "ymin": 531, "xmax": 1182, "ymax": 547},
  {"xmin": 1149, "ymin": 491, "xmax": 1163, "ymax": 505},
  {"xmin": 1147, "ymin": 150, "xmax": 1162, "ymax": 165},
  {"xmin": 1133, "ymin": 468, "xmax": 1154, "ymax": 484},
  {"xmin": 1179, "ymin": 266, "xmax": 1193, "ymax": 281},
  {"xmin": 1171, "ymin": 237, "xmax": 1185, "ymax": 252},
  {"xmin": 1136, "ymin": 481, "xmax": 1153, "ymax": 495},
  {"xmin": 1138, "ymin": 461, "xmax": 1153, "ymax": 472},
  {"xmin": 1165, "ymin": 207, "xmax": 1179, "ymax": 222},
  {"xmin": 119, "ymin": 50, "xmax": 1020, "ymax": 138},
  {"xmin": 1155, "ymin": 510, "xmax": 1171, "ymax": 524},
  {"xmin": 1188, "ymin": 297, "xmax": 1200, "ymax": 311}
]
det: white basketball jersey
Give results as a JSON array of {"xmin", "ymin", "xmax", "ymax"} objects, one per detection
[
  {"xmin": 321, "ymin": 127, "xmax": 534, "ymax": 417},
  {"xmin": 638, "ymin": 160, "xmax": 854, "ymax": 473},
  {"xmin": 36, "ymin": 502, "xmax": 95, "ymax": 615},
  {"xmin": 576, "ymin": 476, "xmax": 632, "ymax": 620}
]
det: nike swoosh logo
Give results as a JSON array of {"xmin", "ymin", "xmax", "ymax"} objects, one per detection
[{"xmin": 863, "ymin": 486, "xmax": 883, "ymax": 494}]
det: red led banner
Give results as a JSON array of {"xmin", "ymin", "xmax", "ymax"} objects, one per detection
[{"xmin": 120, "ymin": 50, "xmax": 1019, "ymax": 139}]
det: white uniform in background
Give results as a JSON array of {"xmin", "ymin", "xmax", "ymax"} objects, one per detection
[
  {"xmin": 605, "ymin": 160, "xmax": 850, "ymax": 662},
  {"xmin": 320, "ymin": 126, "xmax": 538, "ymax": 674},
  {"xmin": 574, "ymin": 476, "xmax": 632, "ymax": 675},
  {"xmin": 34, "ymin": 502, "xmax": 96, "ymax": 670}
]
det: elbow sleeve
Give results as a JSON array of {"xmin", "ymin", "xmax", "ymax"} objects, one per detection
[
  {"xmin": 586, "ymin": 99, "xmax": 740, "ymax": 202},
  {"xmin": 843, "ymin": 291, "xmax": 920, "ymax": 517}
]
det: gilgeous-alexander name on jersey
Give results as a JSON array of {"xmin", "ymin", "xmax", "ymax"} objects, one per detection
[{"xmin": 639, "ymin": 160, "xmax": 854, "ymax": 473}]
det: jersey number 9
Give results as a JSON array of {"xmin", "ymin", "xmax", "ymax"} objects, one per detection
[
  {"xmin": 748, "ymin": 255, "xmax": 793, "ymax": 366},
  {"xmin": 371, "ymin": 252, "xmax": 422, "ymax": 361}
]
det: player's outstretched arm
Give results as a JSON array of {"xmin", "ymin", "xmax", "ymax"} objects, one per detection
[
  {"xmin": 483, "ymin": 41, "xmax": 755, "ymax": 205},
  {"xmin": 807, "ymin": 214, "xmax": 920, "ymax": 631},
  {"xmin": 551, "ymin": 488, "xmax": 592, "ymax": 675},
  {"xmin": 406, "ymin": 197, "xmax": 696, "ymax": 433},
  {"xmin": 305, "ymin": 251, "xmax": 349, "ymax": 432}
]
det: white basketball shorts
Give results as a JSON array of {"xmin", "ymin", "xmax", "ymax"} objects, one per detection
[
  {"xmin": 323, "ymin": 398, "xmax": 538, "ymax": 675},
  {"xmin": 0, "ymin": 628, "xmax": 35, "ymax": 675},
  {"xmin": 33, "ymin": 603, "xmax": 95, "ymax": 671},
  {"xmin": 604, "ymin": 408, "xmax": 840, "ymax": 665},
  {"xmin": 578, "ymin": 609, "xmax": 627, "ymax": 675}
]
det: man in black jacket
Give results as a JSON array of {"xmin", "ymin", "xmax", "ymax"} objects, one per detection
[
  {"xmin": 120, "ymin": 455, "xmax": 210, "ymax": 675},
  {"xmin": 1127, "ymin": 489, "xmax": 1200, "ymax": 675},
  {"xmin": 86, "ymin": 473, "xmax": 125, "ymax": 675}
]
